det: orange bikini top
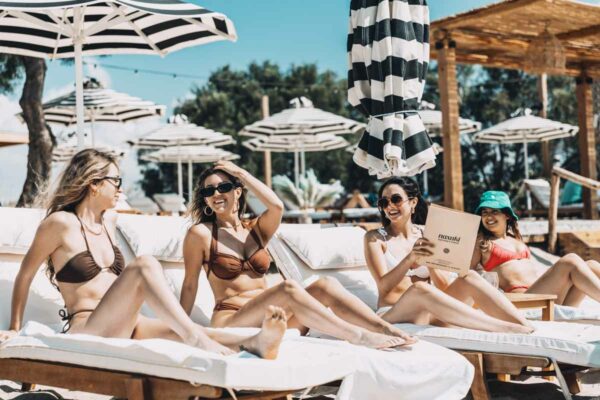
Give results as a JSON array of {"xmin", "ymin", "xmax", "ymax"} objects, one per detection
[
  {"xmin": 207, "ymin": 222, "xmax": 270, "ymax": 280},
  {"xmin": 482, "ymin": 241, "xmax": 531, "ymax": 272},
  {"xmin": 55, "ymin": 215, "xmax": 125, "ymax": 283}
]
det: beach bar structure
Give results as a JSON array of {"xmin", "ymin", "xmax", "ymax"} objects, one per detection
[{"xmin": 430, "ymin": 0, "xmax": 600, "ymax": 218}]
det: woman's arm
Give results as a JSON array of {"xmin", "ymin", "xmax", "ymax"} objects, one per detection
[
  {"xmin": 214, "ymin": 160, "xmax": 284, "ymax": 242},
  {"xmin": 469, "ymin": 234, "xmax": 484, "ymax": 270},
  {"xmin": 364, "ymin": 231, "xmax": 430, "ymax": 301},
  {"xmin": 180, "ymin": 225, "xmax": 209, "ymax": 315},
  {"xmin": 10, "ymin": 214, "xmax": 64, "ymax": 332}
]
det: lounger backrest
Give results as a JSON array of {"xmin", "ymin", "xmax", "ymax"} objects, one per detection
[{"xmin": 522, "ymin": 179, "xmax": 551, "ymax": 209}]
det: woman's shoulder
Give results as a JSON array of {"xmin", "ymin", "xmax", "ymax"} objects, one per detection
[
  {"xmin": 43, "ymin": 211, "xmax": 76, "ymax": 229},
  {"xmin": 187, "ymin": 222, "xmax": 212, "ymax": 241},
  {"xmin": 364, "ymin": 226, "xmax": 386, "ymax": 242}
]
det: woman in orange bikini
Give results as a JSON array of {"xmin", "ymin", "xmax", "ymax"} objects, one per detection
[
  {"xmin": 364, "ymin": 177, "xmax": 533, "ymax": 333},
  {"xmin": 0, "ymin": 149, "xmax": 288, "ymax": 359},
  {"xmin": 180, "ymin": 161, "xmax": 415, "ymax": 349},
  {"xmin": 473, "ymin": 191, "xmax": 600, "ymax": 306}
]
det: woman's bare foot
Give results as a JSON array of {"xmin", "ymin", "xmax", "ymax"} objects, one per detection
[
  {"xmin": 505, "ymin": 323, "xmax": 535, "ymax": 334},
  {"xmin": 353, "ymin": 329, "xmax": 409, "ymax": 349},
  {"xmin": 186, "ymin": 331, "xmax": 235, "ymax": 356},
  {"xmin": 382, "ymin": 325, "xmax": 418, "ymax": 345},
  {"xmin": 241, "ymin": 306, "xmax": 288, "ymax": 360}
]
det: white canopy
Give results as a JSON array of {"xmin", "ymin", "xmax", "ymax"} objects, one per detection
[{"xmin": 473, "ymin": 115, "xmax": 578, "ymax": 144}]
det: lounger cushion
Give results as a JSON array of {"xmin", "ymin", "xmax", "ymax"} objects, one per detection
[
  {"xmin": 398, "ymin": 321, "xmax": 600, "ymax": 367},
  {"xmin": 0, "ymin": 207, "xmax": 45, "ymax": 254},
  {"xmin": 279, "ymin": 227, "xmax": 366, "ymax": 270},
  {"xmin": 117, "ymin": 214, "xmax": 188, "ymax": 262}
]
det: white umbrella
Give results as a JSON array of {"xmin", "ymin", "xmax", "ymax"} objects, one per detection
[
  {"xmin": 243, "ymin": 134, "xmax": 349, "ymax": 187},
  {"xmin": 53, "ymin": 135, "xmax": 126, "ymax": 163},
  {"xmin": 0, "ymin": 0, "xmax": 236, "ymax": 147},
  {"xmin": 473, "ymin": 111, "xmax": 578, "ymax": 209},
  {"xmin": 21, "ymin": 79, "xmax": 165, "ymax": 146},
  {"xmin": 141, "ymin": 145, "xmax": 239, "ymax": 202},
  {"xmin": 131, "ymin": 114, "xmax": 234, "ymax": 198}
]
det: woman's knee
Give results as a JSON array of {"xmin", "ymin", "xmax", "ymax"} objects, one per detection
[
  {"xmin": 310, "ymin": 276, "xmax": 342, "ymax": 295},
  {"xmin": 280, "ymin": 280, "xmax": 303, "ymax": 297},
  {"xmin": 408, "ymin": 281, "xmax": 434, "ymax": 296},
  {"xmin": 558, "ymin": 253, "xmax": 585, "ymax": 270},
  {"xmin": 128, "ymin": 255, "xmax": 161, "ymax": 274}
]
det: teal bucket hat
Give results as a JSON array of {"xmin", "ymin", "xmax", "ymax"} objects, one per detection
[{"xmin": 474, "ymin": 191, "xmax": 519, "ymax": 221}]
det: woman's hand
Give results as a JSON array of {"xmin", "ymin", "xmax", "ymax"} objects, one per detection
[
  {"xmin": 214, "ymin": 160, "xmax": 246, "ymax": 179},
  {"xmin": 0, "ymin": 330, "xmax": 18, "ymax": 343},
  {"xmin": 408, "ymin": 238, "xmax": 434, "ymax": 266}
]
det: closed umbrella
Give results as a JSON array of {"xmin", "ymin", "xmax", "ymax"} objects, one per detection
[
  {"xmin": 0, "ymin": 0, "xmax": 236, "ymax": 147},
  {"xmin": 243, "ymin": 134, "xmax": 349, "ymax": 187},
  {"xmin": 131, "ymin": 114, "xmax": 234, "ymax": 199},
  {"xmin": 348, "ymin": 0, "xmax": 435, "ymax": 178},
  {"xmin": 141, "ymin": 145, "xmax": 239, "ymax": 202},
  {"xmin": 20, "ymin": 79, "xmax": 165, "ymax": 146},
  {"xmin": 473, "ymin": 111, "xmax": 578, "ymax": 209}
]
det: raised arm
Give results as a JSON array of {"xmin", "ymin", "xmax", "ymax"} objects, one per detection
[
  {"xmin": 8, "ymin": 215, "xmax": 64, "ymax": 334},
  {"xmin": 214, "ymin": 160, "xmax": 284, "ymax": 243},
  {"xmin": 180, "ymin": 224, "xmax": 209, "ymax": 315}
]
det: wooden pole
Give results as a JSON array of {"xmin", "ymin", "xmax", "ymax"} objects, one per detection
[
  {"xmin": 538, "ymin": 74, "xmax": 552, "ymax": 177},
  {"xmin": 261, "ymin": 95, "xmax": 272, "ymax": 188},
  {"xmin": 437, "ymin": 35, "xmax": 464, "ymax": 211},
  {"xmin": 548, "ymin": 173, "xmax": 560, "ymax": 254},
  {"xmin": 576, "ymin": 73, "xmax": 598, "ymax": 219}
]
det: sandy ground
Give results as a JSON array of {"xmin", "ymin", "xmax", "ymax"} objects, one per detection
[{"xmin": 1, "ymin": 374, "xmax": 599, "ymax": 399}]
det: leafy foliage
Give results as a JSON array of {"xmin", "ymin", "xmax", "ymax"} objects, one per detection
[{"xmin": 272, "ymin": 169, "xmax": 344, "ymax": 210}]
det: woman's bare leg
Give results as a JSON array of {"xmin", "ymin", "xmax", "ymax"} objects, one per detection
[
  {"xmin": 528, "ymin": 254, "xmax": 600, "ymax": 304},
  {"xmin": 306, "ymin": 277, "xmax": 416, "ymax": 342},
  {"xmin": 560, "ymin": 260, "xmax": 600, "ymax": 306},
  {"xmin": 76, "ymin": 256, "xmax": 282, "ymax": 356},
  {"xmin": 216, "ymin": 280, "xmax": 407, "ymax": 349},
  {"xmin": 381, "ymin": 282, "xmax": 533, "ymax": 333},
  {"xmin": 443, "ymin": 271, "xmax": 532, "ymax": 327}
]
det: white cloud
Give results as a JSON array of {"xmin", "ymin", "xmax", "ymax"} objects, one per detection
[
  {"xmin": 85, "ymin": 57, "xmax": 112, "ymax": 88},
  {"xmin": 43, "ymin": 82, "xmax": 74, "ymax": 102}
]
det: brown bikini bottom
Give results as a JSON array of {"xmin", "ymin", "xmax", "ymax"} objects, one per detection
[
  {"xmin": 213, "ymin": 301, "xmax": 242, "ymax": 312},
  {"xmin": 59, "ymin": 308, "xmax": 94, "ymax": 333}
]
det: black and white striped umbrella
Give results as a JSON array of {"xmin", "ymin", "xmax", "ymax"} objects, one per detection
[
  {"xmin": 348, "ymin": 0, "xmax": 435, "ymax": 178},
  {"xmin": 0, "ymin": 0, "xmax": 236, "ymax": 146}
]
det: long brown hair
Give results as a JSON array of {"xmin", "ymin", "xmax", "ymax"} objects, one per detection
[
  {"xmin": 188, "ymin": 167, "xmax": 247, "ymax": 225},
  {"xmin": 45, "ymin": 148, "xmax": 119, "ymax": 288},
  {"xmin": 478, "ymin": 209, "xmax": 523, "ymax": 252}
]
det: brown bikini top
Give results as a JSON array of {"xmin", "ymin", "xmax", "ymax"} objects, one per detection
[
  {"xmin": 207, "ymin": 222, "xmax": 270, "ymax": 280},
  {"xmin": 55, "ymin": 215, "xmax": 125, "ymax": 284}
]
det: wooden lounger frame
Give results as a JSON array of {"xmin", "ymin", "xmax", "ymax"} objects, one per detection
[{"xmin": 0, "ymin": 358, "xmax": 295, "ymax": 400}]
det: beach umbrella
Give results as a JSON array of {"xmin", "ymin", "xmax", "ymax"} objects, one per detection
[
  {"xmin": 473, "ymin": 111, "xmax": 578, "ymax": 209},
  {"xmin": 348, "ymin": 0, "xmax": 435, "ymax": 178},
  {"xmin": 19, "ymin": 79, "xmax": 165, "ymax": 146},
  {"xmin": 53, "ymin": 135, "xmax": 126, "ymax": 163},
  {"xmin": 0, "ymin": 0, "xmax": 236, "ymax": 147},
  {"xmin": 243, "ymin": 134, "xmax": 349, "ymax": 187},
  {"xmin": 0, "ymin": 131, "xmax": 28, "ymax": 148},
  {"xmin": 418, "ymin": 101, "xmax": 481, "ymax": 137},
  {"xmin": 131, "ymin": 114, "xmax": 234, "ymax": 198},
  {"xmin": 141, "ymin": 145, "xmax": 239, "ymax": 202}
]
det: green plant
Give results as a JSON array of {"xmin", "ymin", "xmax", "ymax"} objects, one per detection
[{"xmin": 272, "ymin": 169, "xmax": 344, "ymax": 210}]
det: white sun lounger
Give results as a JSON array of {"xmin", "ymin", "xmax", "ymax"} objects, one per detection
[{"xmin": 269, "ymin": 224, "xmax": 600, "ymax": 400}]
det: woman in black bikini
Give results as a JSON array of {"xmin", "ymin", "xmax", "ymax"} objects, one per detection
[
  {"xmin": 180, "ymin": 161, "xmax": 415, "ymax": 349},
  {"xmin": 0, "ymin": 149, "xmax": 287, "ymax": 359}
]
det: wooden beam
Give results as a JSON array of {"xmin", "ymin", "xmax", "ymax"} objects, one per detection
[
  {"xmin": 437, "ymin": 37, "xmax": 464, "ymax": 211},
  {"xmin": 576, "ymin": 73, "xmax": 598, "ymax": 219},
  {"xmin": 558, "ymin": 24, "xmax": 600, "ymax": 41}
]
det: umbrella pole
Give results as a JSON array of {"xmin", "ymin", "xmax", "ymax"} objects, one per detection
[
  {"xmin": 91, "ymin": 115, "xmax": 95, "ymax": 148},
  {"xmin": 423, "ymin": 169, "xmax": 429, "ymax": 198},
  {"xmin": 300, "ymin": 150, "xmax": 306, "ymax": 177},
  {"xmin": 294, "ymin": 151, "xmax": 299, "ymax": 187},
  {"xmin": 177, "ymin": 146, "xmax": 183, "ymax": 199},
  {"xmin": 74, "ymin": 7, "xmax": 85, "ymax": 149},
  {"xmin": 524, "ymin": 140, "xmax": 532, "ymax": 212},
  {"xmin": 188, "ymin": 161, "xmax": 193, "ymax": 203}
]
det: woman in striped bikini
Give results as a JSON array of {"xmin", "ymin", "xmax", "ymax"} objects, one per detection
[{"xmin": 473, "ymin": 191, "xmax": 600, "ymax": 306}]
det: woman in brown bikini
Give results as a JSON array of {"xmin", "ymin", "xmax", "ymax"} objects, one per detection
[
  {"xmin": 0, "ymin": 149, "xmax": 286, "ymax": 359},
  {"xmin": 180, "ymin": 161, "xmax": 415, "ymax": 349}
]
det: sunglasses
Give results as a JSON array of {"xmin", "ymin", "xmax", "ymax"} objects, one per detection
[
  {"xmin": 99, "ymin": 176, "xmax": 122, "ymax": 189},
  {"xmin": 199, "ymin": 181, "xmax": 238, "ymax": 198},
  {"xmin": 377, "ymin": 194, "xmax": 411, "ymax": 209}
]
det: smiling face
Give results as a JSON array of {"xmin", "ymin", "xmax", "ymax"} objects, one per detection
[
  {"xmin": 379, "ymin": 184, "xmax": 417, "ymax": 226},
  {"xmin": 201, "ymin": 172, "xmax": 242, "ymax": 217},
  {"xmin": 480, "ymin": 207, "xmax": 509, "ymax": 234},
  {"xmin": 90, "ymin": 163, "xmax": 122, "ymax": 210}
]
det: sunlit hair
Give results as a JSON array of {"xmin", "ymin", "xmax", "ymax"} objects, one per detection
[
  {"xmin": 478, "ymin": 208, "xmax": 523, "ymax": 252},
  {"xmin": 377, "ymin": 177, "xmax": 428, "ymax": 226},
  {"xmin": 45, "ymin": 148, "xmax": 118, "ymax": 288},
  {"xmin": 189, "ymin": 167, "xmax": 247, "ymax": 225}
]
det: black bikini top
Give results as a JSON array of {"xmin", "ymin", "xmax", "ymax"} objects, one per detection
[{"xmin": 55, "ymin": 215, "xmax": 125, "ymax": 284}]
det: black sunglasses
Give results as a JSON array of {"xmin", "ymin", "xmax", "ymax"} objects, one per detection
[
  {"xmin": 377, "ymin": 194, "xmax": 411, "ymax": 209},
  {"xmin": 199, "ymin": 181, "xmax": 238, "ymax": 198},
  {"xmin": 99, "ymin": 176, "xmax": 122, "ymax": 189}
]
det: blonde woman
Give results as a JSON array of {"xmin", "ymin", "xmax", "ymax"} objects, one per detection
[
  {"xmin": 181, "ymin": 161, "xmax": 415, "ymax": 349},
  {"xmin": 474, "ymin": 190, "xmax": 600, "ymax": 305},
  {"xmin": 0, "ymin": 149, "xmax": 287, "ymax": 359},
  {"xmin": 364, "ymin": 177, "xmax": 533, "ymax": 333}
]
